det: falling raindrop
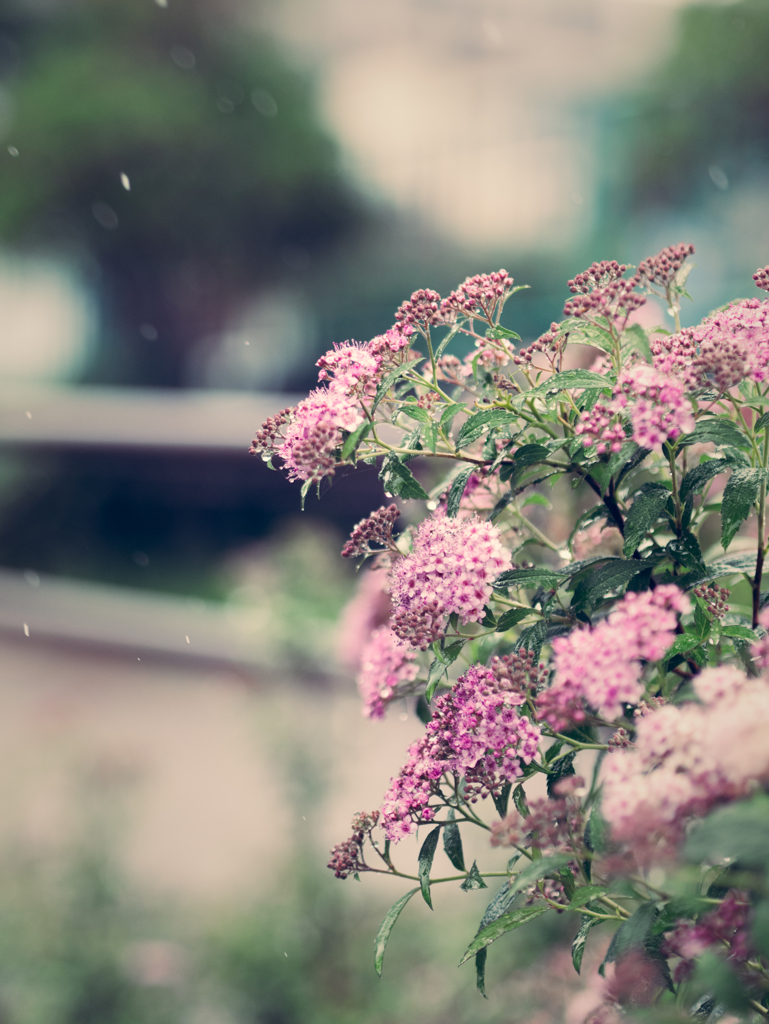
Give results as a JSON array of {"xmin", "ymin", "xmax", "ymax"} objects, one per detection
[
  {"xmin": 139, "ymin": 323, "xmax": 158, "ymax": 341},
  {"xmin": 120, "ymin": 172, "xmax": 131, "ymax": 191},
  {"xmin": 23, "ymin": 570, "xmax": 40, "ymax": 587},
  {"xmin": 23, "ymin": 623, "xmax": 29, "ymax": 637},
  {"xmin": 185, "ymin": 635, "xmax": 190, "ymax": 644},
  {"xmin": 132, "ymin": 551, "xmax": 149, "ymax": 567},
  {"xmin": 216, "ymin": 97, "xmax": 235, "ymax": 114},
  {"xmin": 92, "ymin": 201, "xmax": 119, "ymax": 230},
  {"xmin": 154, "ymin": 0, "xmax": 168, "ymax": 7},
  {"xmin": 7, "ymin": 145, "xmax": 18, "ymax": 157},
  {"xmin": 251, "ymin": 89, "xmax": 277, "ymax": 117},
  {"xmin": 170, "ymin": 45, "xmax": 195, "ymax": 70},
  {"xmin": 25, "ymin": 410, "xmax": 31, "ymax": 419},
  {"xmin": 708, "ymin": 165, "xmax": 729, "ymax": 191}
]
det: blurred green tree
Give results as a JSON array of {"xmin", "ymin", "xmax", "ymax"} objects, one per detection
[{"xmin": 0, "ymin": 0, "xmax": 362, "ymax": 386}]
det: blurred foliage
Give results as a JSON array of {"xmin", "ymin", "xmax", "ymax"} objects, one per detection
[
  {"xmin": 0, "ymin": 0, "xmax": 363, "ymax": 385},
  {"xmin": 611, "ymin": 0, "xmax": 769, "ymax": 212}
]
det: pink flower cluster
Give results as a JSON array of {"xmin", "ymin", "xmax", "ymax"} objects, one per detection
[
  {"xmin": 537, "ymin": 586, "xmax": 689, "ymax": 728},
  {"xmin": 389, "ymin": 513, "xmax": 508, "ymax": 649},
  {"xmin": 275, "ymin": 387, "xmax": 362, "ymax": 483},
  {"xmin": 652, "ymin": 298, "xmax": 769, "ymax": 393},
  {"xmin": 316, "ymin": 341, "xmax": 381, "ymax": 396},
  {"xmin": 337, "ymin": 566, "xmax": 391, "ymax": 672},
  {"xmin": 601, "ymin": 665, "xmax": 769, "ymax": 855},
  {"xmin": 440, "ymin": 270, "xmax": 515, "ymax": 322},
  {"xmin": 575, "ymin": 365, "xmax": 694, "ymax": 453},
  {"xmin": 380, "ymin": 664, "xmax": 541, "ymax": 840},
  {"xmin": 356, "ymin": 626, "xmax": 419, "ymax": 720}
]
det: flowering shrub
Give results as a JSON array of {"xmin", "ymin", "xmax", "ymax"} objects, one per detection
[{"xmin": 252, "ymin": 248, "xmax": 769, "ymax": 1018}]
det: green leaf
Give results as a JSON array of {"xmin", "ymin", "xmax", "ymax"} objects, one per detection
[
  {"xmin": 571, "ymin": 559, "xmax": 647, "ymax": 613},
  {"xmin": 495, "ymin": 607, "xmax": 531, "ymax": 632},
  {"xmin": 621, "ymin": 322, "xmax": 651, "ymax": 360},
  {"xmin": 456, "ymin": 409, "xmax": 521, "ymax": 449},
  {"xmin": 341, "ymin": 421, "xmax": 372, "ymax": 460},
  {"xmin": 417, "ymin": 826, "xmax": 441, "ymax": 908},
  {"xmin": 440, "ymin": 402, "xmax": 466, "ymax": 431},
  {"xmin": 722, "ymin": 624, "xmax": 758, "ymax": 640},
  {"xmin": 570, "ymin": 885, "xmax": 608, "ymax": 909},
  {"xmin": 499, "ymin": 443, "xmax": 551, "ymax": 483},
  {"xmin": 694, "ymin": 952, "xmax": 752, "ymax": 1013},
  {"xmin": 663, "ymin": 633, "xmax": 704, "ymax": 661},
  {"xmin": 681, "ymin": 418, "xmax": 750, "ymax": 450},
  {"xmin": 751, "ymin": 900, "xmax": 769, "ymax": 959},
  {"xmin": 584, "ymin": 800, "xmax": 611, "ymax": 857},
  {"xmin": 524, "ymin": 370, "xmax": 613, "ymax": 399},
  {"xmin": 522, "ymin": 493, "xmax": 550, "ymax": 509},
  {"xmin": 685, "ymin": 794, "xmax": 769, "ymax": 868},
  {"xmin": 475, "ymin": 948, "xmax": 488, "ymax": 998},
  {"xmin": 487, "ymin": 324, "xmax": 522, "ymax": 341},
  {"xmin": 514, "ymin": 620, "xmax": 548, "ymax": 659},
  {"xmin": 623, "ymin": 484, "xmax": 670, "ymax": 556},
  {"xmin": 374, "ymin": 888, "xmax": 419, "ymax": 976},
  {"xmin": 511, "ymin": 853, "xmax": 573, "ymax": 895},
  {"xmin": 372, "ymin": 358, "xmax": 421, "ymax": 412},
  {"xmin": 494, "ymin": 567, "xmax": 561, "ymax": 590},
  {"xmin": 680, "ymin": 458, "xmax": 732, "ymax": 502},
  {"xmin": 300, "ymin": 479, "xmax": 312, "ymax": 511},
  {"xmin": 424, "ymin": 421, "xmax": 438, "ymax": 453},
  {"xmin": 572, "ymin": 915, "xmax": 594, "ymax": 974},
  {"xmin": 602, "ymin": 901, "xmax": 657, "ymax": 968},
  {"xmin": 546, "ymin": 751, "xmax": 576, "ymax": 798},
  {"xmin": 492, "ymin": 782, "xmax": 512, "ymax": 819},
  {"xmin": 401, "ymin": 402, "xmax": 431, "ymax": 424},
  {"xmin": 443, "ymin": 811, "xmax": 466, "ymax": 872},
  {"xmin": 460, "ymin": 860, "xmax": 488, "ymax": 892},
  {"xmin": 459, "ymin": 904, "xmax": 549, "ymax": 964},
  {"xmin": 379, "ymin": 454, "xmax": 430, "ymax": 501},
  {"xmin": 665, "ymin": 532, "xmax": 704, "ymax": 571},
  {"xmin": 721, "ymin": 467, "xmax": 763, "ymax": 550},
  {"xmin": 512, "ymin": 783, "xmax": 530, "ymax": 818},
  {"xmin": 755, "ymin": 412, "xmax": 769, "ymax": 432},
  {"xmin": 478, "ymin": 881, "xmax": 519, "ymax": 934},
  {"xmin": 447, "ymin": 467, "xmax": 474, "ymax": 518}
]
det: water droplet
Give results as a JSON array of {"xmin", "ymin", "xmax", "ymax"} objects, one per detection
[
  {"xmin": 23, "ymin": 623, "xmax": 29, "ymax": 637},
  {"xmin": 399, "ymin": 712, "xmax": 408, "ymax": 721},
  {"xmin": 284, "ymin": 952, "xmax": 288, "ymax": 957},
  {"xmin": 137, "ymin": 657, "xmax": 141, "ymax": 661},
  {"xmin": 185, "ymin": 635, "xmax": 190, "ymax": 644},
  {"xmin": 251, "ymin": 89, "xmax": 277, "ymax": 117},
  {"xmin": 120, "ymin": 172, "xmax": 131, "ymax": 191},
  {"xmin": 426, "ymin": 500, "xmax": 437, "ymax": 510},
  {"xmin": 170, "ymin": 45, "xmax": 195, "ymax": 70},
  {"xmin": 7, "ymin": 145, "xmax": 18, "ymax": 157},
  {"xmin": 23, "ymin": 570, "xmax": 40, "ymax": 587},
  {"xmin": 92, "ymin": 201, "xmax": 119, "ymax": 230},
  {"xmin": 243, "ymin": 339, "xmax": 250, "ymax": 346},
  {"xmin": 25, "ymin": 410, "xmax": 31, "ymax": 419}
]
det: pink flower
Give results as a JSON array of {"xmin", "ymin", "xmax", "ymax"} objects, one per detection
[
  {"xmin": 537, "ymin": 586, "xmax": 689, "ymax": 728},
  {"xmin": 356, "ymin": 627, "xmax": 419, "ymax": 720},
  {"xmin": 389, "ymin": 513, "xmax": 508, "ymax": 649},
  {"xmin": 619, "ymin": 365, "xmax": 695, "ymax": 448},
  {"xmin": 276, "ymin": 388, "xmax": 362, "ymax": 483},
  {"xmin": 380, "ymin": 664, "xmax": 541, "ymax": 840},
  {"xmin": 316, "ymin": 341, "xmax": 381, "ymax": 396},
  {"xmin": 337, "ymin": 567, "xmax": 392, "ymax": 672}
]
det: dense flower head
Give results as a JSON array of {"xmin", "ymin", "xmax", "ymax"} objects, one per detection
[
  {"xmin": 357, "ymin": 626, "xmax": 419, "ymax": 719},
  {"xmin": 693, "ymin": 582, "xmax": 729, "ymax": 619},
  {"xmin": 276, "ymin": 388, "xmax": 362, "ymax": 483},
  {"xmin": 574, "ymin": 400, "xmax": 627, "ymax": 454},
  {"xmin": 601, "ymin": 665, "xmax": 769, "ymax": 856},
  {"xmin": 250, "ymin": 407, "xmax": 293, "ymax": 456},
  {"xmin": 394, "ymin": 288, "xmax": 443, "ymax": 329},
  {"xmin": 440, "ymin": 270, "xmax": 514, "ymax": 321},
  {"xmin": 368, "ymin": 323, "xmax": 414, "ymax": 361},
  {"xmin": 316, "ymin": 341, "xmax": 381, "ymax": 396},
  {"xmin": 327, "ymin": 810, "xmax": 379, "ymax": 879},
  {"xmin": 342, "ymin": 504, "xmax": 401, "ymax": 559},
  {"xmin": 380, "ymin": 664, "xmax": 541, "ymax": 840},
  {"xmin": 513, "ymin": 322, "xmax": 564, "ymax": 368},
  {"xmin": 389, "ymin": 513, "xmax": 508, "ymax": 649},
  {"xmin": 564, "ymin": 261, "xmax": 645, "ymax": 330},
  {"xmin": 637, "ymin": 243, "xmax": 695, "ymax": 288},
  {"xmin": 619, "ymin": 364, "xmax": 695, "ymax": 448},
  {"xmin": 537, "ymin": 585, "xmax": 689, "ymax": 728}
]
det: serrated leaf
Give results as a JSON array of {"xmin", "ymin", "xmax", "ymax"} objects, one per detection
[
  {"xmin": 663, "ymin": 633, "xmax": 704, "ymax": 661},
  {"xmin": 755, "ymin": 412, "xmax": 769, "ymax": 432},
  {"xmin": 487, "ymin": 324, "xmax": 522, "ymax": 341},
  {"xmin": 401, "ymin": 402, "xmax": 431, "ymax": 424},
  {"xmin": 456, "ymin": 409, "xmax": 520, "ymax": 449},
  {"xmin": 680, "ymin": 458, "xmax": 732, "ymax": 502},
  {"xmin": 475, "ymin": 948, "xmax": 488, "ymax": 998},
  {"xmin": 495, "ymin": 607, "xmax": 531, "ymax": 632},
  {"xmin": 665, "ymin": 531, "xmax": 704, "ymax": 571},
  {"xmin": 514, "ymin": 620, "xmax": 548, "ymax": 659},
  {"xmin": 512, "ymin": 783, "xmax": 530, "ymax": 818},
  {"xmin": 681, "ymin": 418, "xmax": 750, "ymax": 450},
  {"xmin": 511, "ymin": 854, "xmax": 573, "ymax": 895},
  {"xmin": 572, "ymin": 915, "xmax": 594, "ymax": 974},
  {"xmin": 443, "ymin": 810, "xmax": 466, "ymax": 872},
  {"xmin": 374, "ymin": 888, "xmax": 419, "ymax": 976},
  {"xmin": 459, "ymin": 904, "xmax": 549, "ymax": 964},
  {"xmin": 570, "ymin": 885, "xmax": 608, "ymax": 909},
  {"xmin": 524, "ymin": 370, "xmax": 613, "ymax": 399},
  {"xmin": 379, "ymin": 454, "xmax": 430, "ymax": 501},
  {"xmin": 546, "ymin": 751, "xmax": 576, "ymax": 798},
  {"xmin": 418, "ymin": 826, "xmax": 441, "ymax": 908},
  {"xmin": 478, "ymin": 882, "xmax": 519, "ymax": 933},
  {"xmin": 493, "ymin": 567, "xmax": 561, "ymax": 590},
  {"xmin": 722, "ymin": 624, "xmax": 757, "ymax": 640},
  {"xmin": 440, "ymin": 402, "xmax": 466, "ymax": 430},
  {"xmin": 602, "ymin": 901, "xmax": 658, "ymax": 968},
  {"xmin": 571, "ymin": 559, "xmax": 646, "ymax": 612},
  {"xmin": 447, "ymin": 467, "xmax": 474, "ymax": 518},
  {"xmin": 460, "ymin": 860, "xmax": 488, "ymax": 891},
  {"xmin": 721, "ymin": 467, "xmax": 763, "ymax": 550},
  {"xmin": 623, "ymin": 484, "xmax": 670, "ymax": 556},
  {"xmin": 499, "ymin": 444, "xmax": 551, "ymax": 483},
  {"xmin": 424, "ymin": 421, "xmax": 438, "ymax": 452},
  {"xmin": 341, "ymin": 421, "xmax": 372, "ymax": 460}
]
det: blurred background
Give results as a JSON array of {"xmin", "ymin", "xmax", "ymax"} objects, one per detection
[{"xmin": 0, "ymin": 0, "xmax": 767, "ymax": 1021}]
